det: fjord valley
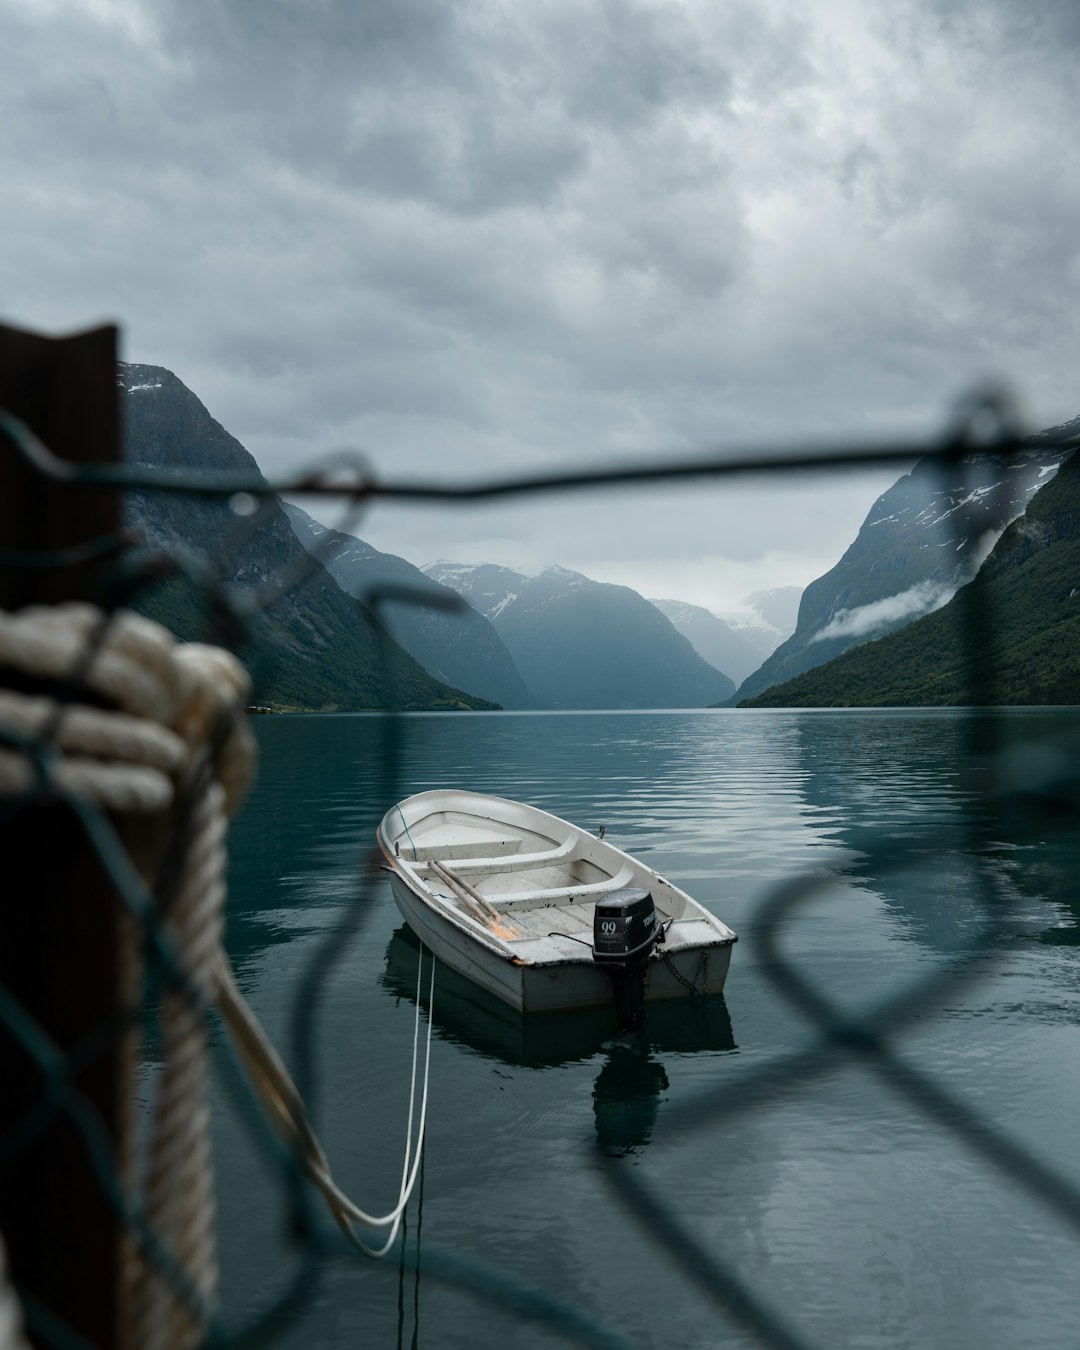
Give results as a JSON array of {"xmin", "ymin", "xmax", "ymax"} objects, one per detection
[
  {"xmin": 12, "ymin": 4, "xmax": 1080, "ymax": 1346},
  {"xmin": 120, "ymin": 362, "xmax": 765, "ymax": 711},
  {"xmin": 120, "ymin": 361, "xmax": 1080, "ymax": 714},
  {"xmin": 652, "ymin": 591, "xmax": 799, "ymax": 687}
]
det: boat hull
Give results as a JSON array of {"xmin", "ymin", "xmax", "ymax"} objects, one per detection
[
  {"xmin": 388, "ymin": 870, "xmax": 733, "ymax": 1014},
  {"xmin": 381, "ymin": 926, "xmax": 738, "ymax": 1065}
]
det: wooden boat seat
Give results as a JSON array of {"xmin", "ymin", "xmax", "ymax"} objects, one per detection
[
  {"xmin": 416, "ymin": 834, "xmax": 576, "ymax": 876},
  {"xmin": 492, "ymin": 865, "xmax": 636, "ymax": 911},
  {"xmin": 401, "ymin": 837, "xmax": 523, "ymax": 863}
]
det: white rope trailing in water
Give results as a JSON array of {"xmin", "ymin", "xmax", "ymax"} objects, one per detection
[
  {"xmin": 0, "ymin": 604, "xmax": 436, "ymax": 1350},
  {"xmin": 213, "ymin": 937, "xmax": 436, "ymax": 1258}
]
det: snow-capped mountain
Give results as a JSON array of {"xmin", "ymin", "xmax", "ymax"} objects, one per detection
[
  {"xmin": 422, "ymin": 562, "xmax": 529, "ymax": 623},
  {"xmin": 648, "ymin": 599, "xmax": 764, "ymax": 685},
  {"xmin": 284, "ymin": 506, "xmax": 537, "ymax": 708},
  {"xmin": 732, "ymin": 435, "xmax": 1074, "ymax": 704},
  {"xmin": 425, "ymin": 562, "xmax": 735, "ymax": 708}
]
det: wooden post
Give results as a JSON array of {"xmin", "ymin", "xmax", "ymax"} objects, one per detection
[{"xmin": 0, "ymin": 322, "xmax": 131, "ymax": 1347}]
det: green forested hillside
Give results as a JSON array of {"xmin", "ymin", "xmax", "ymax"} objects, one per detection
[
  {"xmin": 742, "ymin": 450, "xmax": 1080, "ymax": 708},
  {"xmin": 730, "ymin": 441, "xmax": 1071, "ymax": 704}
]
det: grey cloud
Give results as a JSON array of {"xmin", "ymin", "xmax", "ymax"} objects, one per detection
[
  {"xmin": 159, "ymin": 0, "xmax": 470, "ymax": 117},
  {"xmin": 3, "ymin": 0, "xmax": 1080, "ymax": 615},
  {"xmin": 549, "ymin": 0, "xmax": 734, "ymax": 129},
  {"xmin": 150, "ymin": 0, "xmax": 739, "ymax": 217},
  {"xmin": 337, "ymin": 118, "xmax": 588, "ymax": 215},
  {"xmin": 928, "ymin": 0, "xmax": 1080, "ymax": 53}
]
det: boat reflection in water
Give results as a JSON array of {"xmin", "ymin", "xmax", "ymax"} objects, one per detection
[
  {"xmin": 381, "ymin": 925, "xmax": 737, "ymax": 1154},
  {"xmin": 592, "ymin": 1047, "xmax": 671, "ymax": 1156}
]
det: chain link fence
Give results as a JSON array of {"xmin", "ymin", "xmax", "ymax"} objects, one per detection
[{"xmin": 2, "ymin": 328, "xmax": 1080, "ymax": 1349}]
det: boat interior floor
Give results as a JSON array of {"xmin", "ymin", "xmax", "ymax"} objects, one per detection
[{"xmin": 425, "ymin": 886, "xmax": 720, "ymax": 957}]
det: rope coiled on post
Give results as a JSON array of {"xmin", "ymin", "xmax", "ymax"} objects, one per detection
[{"xmin": 0, "ymin": 604, "xmax": 434, "ymax": 1349}]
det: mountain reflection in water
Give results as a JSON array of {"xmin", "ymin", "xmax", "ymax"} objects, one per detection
[{"xmin": 592, "ymin": 1047, "xmax": 670, "ymax": 1155}]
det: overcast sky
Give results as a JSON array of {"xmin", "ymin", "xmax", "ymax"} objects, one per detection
[{"xmin": 3, "ymin": 0, "xmax": 1079, "ymax": 612}]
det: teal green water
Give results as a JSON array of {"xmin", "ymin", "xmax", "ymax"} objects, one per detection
[{"xmin": 209, "ymin": 709, "xmax": 1080, "ymax": 1349}]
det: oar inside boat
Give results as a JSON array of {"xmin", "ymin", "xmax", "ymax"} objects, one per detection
[
  {"xmin": 428, "ymin": 858, "xmax": 521, "ymax": 941},
  {"xmin": 591, "ymin": 887, "xmax": 661, "ymax": 1038}
]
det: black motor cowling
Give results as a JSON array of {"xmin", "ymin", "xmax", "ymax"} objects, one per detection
[{"xmin": 593, "ymin": 887, "xmax": 660, "ymax": 1036}]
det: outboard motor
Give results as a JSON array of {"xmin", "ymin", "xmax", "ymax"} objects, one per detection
[{"xmin": 592, "ymin": 887, "xmax": 660, "ymax": 1037}]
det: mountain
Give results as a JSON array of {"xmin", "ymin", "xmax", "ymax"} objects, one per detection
[
  {"xmin": 730, "ymin": 439, "xmax": 1072, "ymax": 704},
  {"xmin": 118, "ymin": 363, "xmax": 493, "ymax": 711},
  {"xmin": 425, "ymin": 563, "xmax": 736, "ymax": 708},
  {"xmin": 740, "ymin": 446, "xmax": 1080, "ymax": 707},
  {"xmin": 422, "ymin": 562, "xmax": 529, "ymax": 621},
  {"xmin": 282, "ymin": 503, "xmax": 538, "ymax": 708},
  {"xmin": 648, "ymin": 599, "xmax": 764, "ymax": 685}
]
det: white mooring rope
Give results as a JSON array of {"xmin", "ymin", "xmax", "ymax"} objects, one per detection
[{"xmin": 0, "ymin": 604, "xmax": 435, "ymax": 1350}]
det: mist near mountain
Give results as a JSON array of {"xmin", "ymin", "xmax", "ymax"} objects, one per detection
[
  {"xmin": 714, "ymin": 586, "xmax": 801, "ymax": 662},
  {"xmin": 741, "ymin": 587, "xmax": 802, "ymax": 637}
]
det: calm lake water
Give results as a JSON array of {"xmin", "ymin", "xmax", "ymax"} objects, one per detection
[{"xmin": 209, "ymin": 708, "xmax": 1080, "ymax": 1349}]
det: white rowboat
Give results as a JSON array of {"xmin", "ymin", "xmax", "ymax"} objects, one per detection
[{"xmin": 376, "ymin": 789, "xmax": 737, "ymax": 1015}]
